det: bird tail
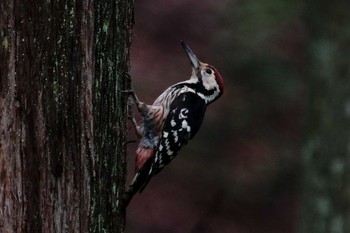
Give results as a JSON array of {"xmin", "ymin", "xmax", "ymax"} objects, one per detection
[{"xmin": 122, "ymin": 159, "xmax": 154, "ymax": 207}]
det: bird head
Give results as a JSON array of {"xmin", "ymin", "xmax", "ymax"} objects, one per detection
[{"xmin": 181, "ymin": 41, "xmax": 224, "ymax": 104}]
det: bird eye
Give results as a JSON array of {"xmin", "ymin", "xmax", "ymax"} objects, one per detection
[{"xmin": 205, "ymin": 68, "xmax": 212, "ymax": 75}]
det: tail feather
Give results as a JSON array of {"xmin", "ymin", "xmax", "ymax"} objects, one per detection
[{"xmin": 122, "ymin": 158, "xmax": 154, "ymax": 207}]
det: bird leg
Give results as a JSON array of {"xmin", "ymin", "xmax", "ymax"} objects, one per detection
[
  {"xmin": 123, "ymin": 89, "xmax": 149, "ymax": 116},
  {"xmin": 124, "ymin": 88, "xmax": 150, "ymax": 138},
  {"xmin": 127, "ymin": 96, "xmax": 143, "ymax": 138}
]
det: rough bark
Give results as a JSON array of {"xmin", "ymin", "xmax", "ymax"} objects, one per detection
[
  {"xmin": 301, "ymin": 1, "xmax": 350, "ymax": 232},
  {"xmin": 90, "ymin": 0, "xmax": 133, "ymax": 232},
  {"xmin": 0, "ymin": 0, "xmax": 133, "ymax": 232}
]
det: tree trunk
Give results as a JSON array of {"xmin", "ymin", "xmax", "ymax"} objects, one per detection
[
  {"xmin": 0, "ymin": 0, "xmax": 133, "ymax": 232},
  {"xmin": 301, "ymin": 1, "xmax": 350, "ymax": 232},
  {"xmin": 90, "ymin": 0, "xmax": 133, "ymax": 232}
]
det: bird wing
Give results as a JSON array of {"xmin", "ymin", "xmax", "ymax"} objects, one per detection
[
  {"xmin": 126, "ymin": 92, "xmax": 207, "ymax": 200},
  {"xmin": 135, "ymin": 92, "xmax": 206, "ymax": 193},
  {"xmin": 151, "ymin": 92, "xmax": 207, "ymax": 175}
]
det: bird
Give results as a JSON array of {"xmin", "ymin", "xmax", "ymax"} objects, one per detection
[{"xmin": 123, "ymin": 41, "xmax": 224, "ymax": 207}]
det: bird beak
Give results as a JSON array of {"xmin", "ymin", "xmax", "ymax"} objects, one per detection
[{"xmin": 181, "ymin": 41, "xmax": 200, "ymax": 71}]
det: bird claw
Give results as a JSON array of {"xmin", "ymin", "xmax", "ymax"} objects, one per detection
[
  {"xmin": 125, "ymin": 90, "xmax": 144, "ymax": 138},
  {"xmin": 123, "ymin": 88, "xmax": 149, "ymax": 117},
  {"xmin": 127, "ymin": 107, "xmax": 143, "ymax": 139},
  {"xmin": 121, "ymin": 89, "xmax": 135, "ymax": 96}
]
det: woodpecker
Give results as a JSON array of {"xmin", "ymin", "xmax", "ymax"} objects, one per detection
[{"xmin": 124, "ymin": 41, "xmax": 224, "ymax": 206}]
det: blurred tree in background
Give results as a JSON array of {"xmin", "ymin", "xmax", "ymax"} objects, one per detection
[{"xmin": 301, "ymin": 1, "xmax": 350, "ymax": 233}]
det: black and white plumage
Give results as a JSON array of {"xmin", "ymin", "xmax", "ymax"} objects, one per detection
[{"xmin": 124, "ymin": 41, "xmax": 224, "ymax": 206}]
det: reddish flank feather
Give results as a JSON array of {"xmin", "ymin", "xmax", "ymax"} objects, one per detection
[
  {"xmin": 136, "ymin": 147, "xmax": 154, "ymax": 171},
  {"xmin": 208, "ymin": 64, "xmax": 224, "ymax": 94}
]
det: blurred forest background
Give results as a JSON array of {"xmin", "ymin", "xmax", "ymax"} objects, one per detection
[{"xmin": 126, "ymin": 0, "xmax": 349, "ymax": 233}]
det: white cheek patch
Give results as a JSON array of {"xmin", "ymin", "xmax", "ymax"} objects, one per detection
[
  {"xmin": 201, "ymin": 73, "xmax": 220, "ymax": 103},
  {"xmin": 202, "ymin": 75, "xmax": 219, "ymax": 91}
]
